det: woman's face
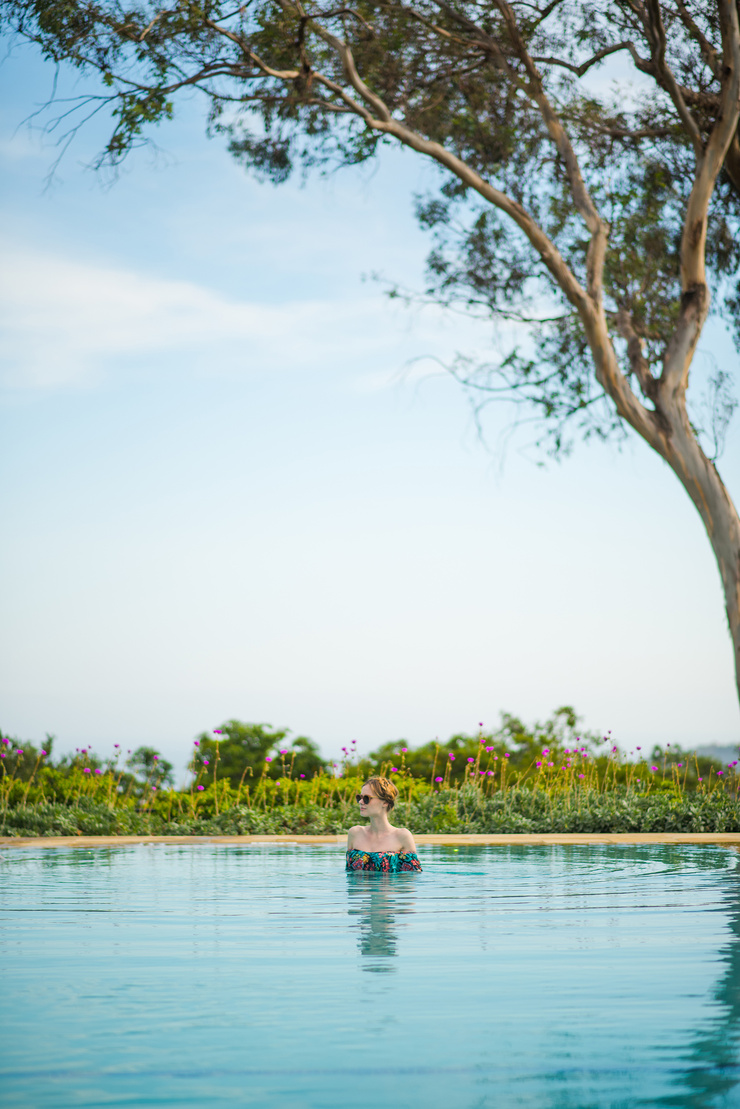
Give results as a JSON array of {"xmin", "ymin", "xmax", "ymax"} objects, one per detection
[{"xmin": 358, "ymin": 785, "xmax": 384, "ymax": 815}]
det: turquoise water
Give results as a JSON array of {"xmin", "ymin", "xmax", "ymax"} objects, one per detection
[{"xmin": 2, "ymin": 843, "xmax": 740, "ymax": 1107}]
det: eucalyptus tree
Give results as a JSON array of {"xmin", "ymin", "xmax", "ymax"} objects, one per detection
[{"xmin": 3, "ymin": 0, "xmax": 740, "ymax": 705}]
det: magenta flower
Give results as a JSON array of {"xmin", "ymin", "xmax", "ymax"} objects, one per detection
[
  {"xmin": 276, "ymin": 780, "xmax": 281, "ymax": 785},
  {"xmin": 83, "ymin": 768, "xmax": 90, "ymax": 773},
  {"xmin": 698, "ymin": 776, "xmax": 703, "ymax": 782},
  {"xmin": 94, "ymin": 768, "xmax": 102, "ymax": 775},
  {"xmin": 152, "ymin": 785, "xmax": 157, "ymax": 791},
  {"xmin": 548, "ymin": 761, "xmax": 554, "ymax": 767},
  {"xmin": 0, "ymin": 753, "xmax": 5, "ymax": 758},
  {"xmin": 197, "ymin": 784, "xmax": 204, "ymax": 791},
  {"xmin": 651, "ymin": 766, "xmax": 658, "ymax": 772},
  {"xmin": 578, "ymin": 773, "xmax": 585, "ymax": 779},
  {"xmin": 485, "ymin": 746, "xmax": 493, "ymax": 752},
  {"xmin": 280, "ymin": 749, "xmax": 288, "ymax": 755},
  {"xmin": 467, "ymin": 757, "xmax": 474, "ymax": 763},
  {"xmin": 153, "ymin": 755, "xmax": 158, "ymax": 762},
  {"xmin": 449, "ymin": 754, "xmax": 455, "ymax": 761},
  {"xmin": 504, "ymin": 753, "xmax": 510, "ymax": 758},
  {"xmin": 718, "ymin": 770, "xmax": 725, "ymax": 776},
  {"xmin": 677, "ymin": 763, "xmax": 683, "ymax": 768},
  {"xmin": 536, "ymin": 761, "xmax": 542, "ymax": 768},
  {"xmin": 435, "ymin": 776, "xmax": 443, "ymax": 782},
  {"xmin": 300, "ymin": 773, "xmax": 305, "ymax": 778},
  {"xmin": 542, "ymin": 748, "xmax": 550, "ymax": 756},
  {"xmin": 194, "ymin": 740, "xmax": 200, "ymax": 747},
  {"xmin": 390, "ymin": 767, "xmax": 399, "ymax": 773},
  {"xmin": 265, "ymin": 757, "xmax": 272, "ymax": 763},
  {"xmin": 636, "ymin": 746, "xmax": 641, "ymax": 751},
  {"xmin": 41, "ymin": 750, "xmax": 47, "ymax": 756},
  {"xmin": 114, "ymin": 744, "xmax": 120, "ymax": 749},
  {"xmin": 401, "ymin": 747, "xmax": 408, "ymax": 753},
  {"xmin": 487, "ymin": 770, "xmax": 494, "ymax": 776},
  {"xmin": 203, "ymin": 758, "xmax": 210, "ymax": 766},
  {"xmin": 16, "ymin": 750, "xmax": 23, "ymax": 756},
  {"xmin": 213, "ymin": 729, "xmax": 223, "ymax": 734}
]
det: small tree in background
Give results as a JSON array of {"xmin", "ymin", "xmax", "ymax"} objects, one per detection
[
  {"xmin": 126, "ymin": 745, "xmax": 175, "ymax": 788},
  {"xmin": 195, "ymin": 720, "xmax": 325, "ymax": 786}
]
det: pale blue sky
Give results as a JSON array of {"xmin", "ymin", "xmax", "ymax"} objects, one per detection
[{"xmin": 1, "ymin": 43, "xmax": 738, "ymax": 776}]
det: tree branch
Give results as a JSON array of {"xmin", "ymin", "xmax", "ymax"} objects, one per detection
[
  {"xmin": 660, "ymin": 0, "xmax": 740, "ymax": 397},
  {"xmin": 530, "ymin": 41, "xmax": 636, "ymax": 78},
  {"xmin": 674, "ymin": 0, "xmax": 722, "ymax": 81},
  {"xmin": 644, "ymin": 0, "xmax": 704, "ymax": 158}
]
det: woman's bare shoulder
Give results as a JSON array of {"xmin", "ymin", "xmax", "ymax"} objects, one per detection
[{"xmin": 395, "ymin": 826, "xmax": 417, "ymax": 850}]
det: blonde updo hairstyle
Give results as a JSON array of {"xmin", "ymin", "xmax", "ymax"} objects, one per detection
[{"xmin": 363, "ymin": 776, "xmax": 399, "ymax": 811}]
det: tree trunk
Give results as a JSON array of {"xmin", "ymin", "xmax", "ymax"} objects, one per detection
[{"xmin": 654, "ymin": 397, "xmax": 740, "ymax": 713}]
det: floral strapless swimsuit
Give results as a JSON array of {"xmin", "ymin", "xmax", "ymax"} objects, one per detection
[{"xmin": 346, "ymin": 849, "xmax": 422, "ymax": 872}]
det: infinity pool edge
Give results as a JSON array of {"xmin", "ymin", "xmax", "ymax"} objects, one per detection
[{"xmin": 4, "ymin": 832, "xmax": 740, "ymax": 847}]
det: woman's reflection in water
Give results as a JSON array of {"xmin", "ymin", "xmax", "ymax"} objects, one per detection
[{"xmin": 346, "ymin": 872, "xmax": 416, "ymax": 973}]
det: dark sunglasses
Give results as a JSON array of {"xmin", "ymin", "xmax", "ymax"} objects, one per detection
[{"xmin": 356, "ymin": 793, "xmax": 374, "ymax": 804}]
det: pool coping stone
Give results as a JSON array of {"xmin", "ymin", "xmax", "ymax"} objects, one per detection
[{"xmin": 3, "ymin": 833, "xmax": 740, "ymax": 847}]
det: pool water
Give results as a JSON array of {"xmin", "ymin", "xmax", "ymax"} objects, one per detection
[{"xmin": 2, "ymin": 843, "xmax": 740, "ymax": 1107}]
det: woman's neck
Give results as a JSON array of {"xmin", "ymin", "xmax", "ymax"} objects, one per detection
[{"xmin": 366, "ymin": 810, "xmax": 393, "ymax": 836}]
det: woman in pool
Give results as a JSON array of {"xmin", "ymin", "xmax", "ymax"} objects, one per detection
[{"xmin": 346, "ymin": 776, "xmax": 422, "ymax": 872}]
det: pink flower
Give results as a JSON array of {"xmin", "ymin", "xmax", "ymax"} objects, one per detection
[
  {"xmin": 94, "ymin": 768, "xmax": 102, "ymax": 775},
  {"xmin": 390, "ymin": 767, "xmax": 399, "ymax": 773},
  {"xmin": 265, "ymin": 757, "xmax": 272, "ymax": 763},
  {"xmin": 449, "ymin": 754, "xmax": 455, "ymax": 760},
  {"xmin": 300, "ymin": 774, "xmax": 305, "ymax": 778},
  {"xmin": 276, "ymin": 780, "xmax": 281, "ymax": 785},
  {"xmin": 194, "ymin": 740, "xmax": 200, "ymax": 747},
  {"xmin": 153, "ymin": 755, "xmax": 159, "ymax": 761},
  {"xmin": 578, "ymin": 773, "xmax": 585, "ymax": 779},
  {"xmin": 487, "ymin": 770, "xmax": 494, "ymax": 776},
  {"xmin": 197, "ymin": 785, "xmax": 204, "ymax": 791},
  {"xmin": 485, "ymin": 746, "xmax": 493, "ymax": 752},
  {"xmin": 435, "ymin": 776, "xmax": 443, "ymax": 782},
  {"xmin": 548, "ymin": 762, "xmax": 554, "ymax": 767},
  {"xmin": 203, "ymin": 758, "xmax": 210, "ymax": 766},
  {"xmin": 542, "ymin": 749, "xmax": 549, "ymax": 755},
  {"xmin": 504, "ymin": 753, "xmax": 510, "ymax": 759},
  {"xmin": 152, "ymin": 785, "xmax": 157, "ymax": 791},
  {"xmin": 698, "ymin": 776, "xmax": 703, "ymax": 782},
  {"xmin": 114, "ymin": 744, "xmax": 120, "ymax": 748},
  {"xmin": 467, "ymin": 757, "xmax": 474, "ymax": 763},
  {"xmin": 83, "ymin": 768, "xmax": 90, "ymax": 773},
  {"xmin": 636, "ymin": 746, "xmax": 641, "ymax": 750},
  {"xmin": 651, "ymin": 766, "xmax": 658, "ymax": 772},
  {"xmin": 401, "ymin": 748, "xmax": 408, "ymax": 753},
  {"xmin": 718, "ymin": 770, "xmax": 724, "ymax": 776},
  {"xmin": 536, "ymin": 761, "xmax": 542, "ymax": 768},
  {"xmin": 677, "ymin": 763, "xmax": 683, "ymax": 768},
  {"xmin": 41, "ymin": 750, "xmax": 47, "ymax": 756},
  {"xmin": 280, "ymin": 749, "xmax": 288, "ymax": 755},
  {"xmin": 16, "ymin": 750, "xmax": 23, "ymax": 756},
  {"xmin": 213, "ymin": 729, "xmax": 223, "ymax": 734}
]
